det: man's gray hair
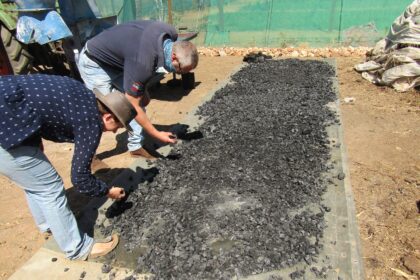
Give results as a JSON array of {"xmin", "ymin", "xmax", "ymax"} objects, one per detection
[{"xmin": 173, "ymin": 41, "xmax": 199, "ymax": 69}]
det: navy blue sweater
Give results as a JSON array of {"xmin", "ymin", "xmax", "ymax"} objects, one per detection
[
  {"xmin": 87, "ymin": 20, "xmax": 178, "ymax": 96},
  {"xmin": 0, "ymin": 74, "xmax": 109, "ymax": 197}
]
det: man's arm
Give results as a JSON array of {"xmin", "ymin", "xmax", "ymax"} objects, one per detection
[
  {"xmin": 71, "ymin": 125, "xmax": 111, "ymax": 196},
  {"xmin": 72, "ymin": 125, "xmax": 125, "ymax": 199},
  {"xmin": 124, "ymin": 93, "xmax": 176, "ymax": 144}
]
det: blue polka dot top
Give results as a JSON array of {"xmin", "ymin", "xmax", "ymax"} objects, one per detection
[{"xmin": 0, "ymin": 74, "xmax": 110, "ymax": 197}]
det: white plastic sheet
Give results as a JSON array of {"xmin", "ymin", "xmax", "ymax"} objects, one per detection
[{"xmin": 355, "ymin": 0, "xmax": 420, "ymax": 92}]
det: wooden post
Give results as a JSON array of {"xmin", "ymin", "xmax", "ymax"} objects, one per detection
[{"xmin": 168, "ymin": 0, "xmax": 173, "ymax": 25}]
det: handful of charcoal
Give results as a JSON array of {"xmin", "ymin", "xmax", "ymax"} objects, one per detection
[{"xmin": 243, "ymin": 51, "xmax": 273, "ymax": 63}]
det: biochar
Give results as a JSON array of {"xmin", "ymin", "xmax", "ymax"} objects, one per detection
[{"xmin": 102, "ymin": 59, "xmax": 338, "ymax": 279}]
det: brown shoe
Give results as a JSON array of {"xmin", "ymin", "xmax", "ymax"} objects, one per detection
[
  {"xmin": 129, "ymin": 147, "xmax": 157, "ymax": 159},
  {"xmin": 79, "ymin": 234, "xmax": 119, "ymax": 260}
]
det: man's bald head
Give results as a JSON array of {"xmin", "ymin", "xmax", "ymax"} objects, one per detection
[{"xmin": 172, "ymin": 41, "xmax": 199, "ymax": 74}]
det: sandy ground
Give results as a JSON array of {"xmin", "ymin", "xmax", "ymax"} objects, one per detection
[
  {"xmin": 337, "ymin": 57, "xmax": 419, "ymax": 280},
  {"xmin": 0, "ymin": 56, "xmax": 419, "ymax": 279}
]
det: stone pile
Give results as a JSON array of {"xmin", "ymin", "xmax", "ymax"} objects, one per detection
[{"xmin": 198, "ymin": 46, "xmax": 369, "ymax": 58}]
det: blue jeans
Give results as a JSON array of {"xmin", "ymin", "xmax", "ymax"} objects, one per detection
[
  {"xmin": 77, "ymin": 47, "xmax": 145, "ymax": 151},
  {"xmin": 0, "ymin": 145, "xmax": 93, "ymax": 259}
]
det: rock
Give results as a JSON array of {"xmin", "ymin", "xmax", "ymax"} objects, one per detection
[
  {"xmin": 291, "ymin": 51, "xmax": 299, "ymax": 57},
  {"xmin": 109, "ymin": 272, "xmax": 116, "ymax": 280},
  {"xmin": 343, "ymin": 97, "xmax": 355, "ymax": 104},
  {"xmin": 197, "ymin": 46, "xmax": 368, "ymax": 58},
  {"xmin": 403, "ymin": 255, "xmax": 420, "ymax": 275},
  {"xmin": 101, "ymin": 264, "xmax": 112, "ymax": 273},
  {"xmin": 268, "ymin": 275, "xmax": 283, "ymax": 280},
  {"xmin": 218, "ymin": 50, "xmax": 227, "ymax": 56},
  {"xmin": 342, "ymin": 50, "xmax": 351, "ymax": 57}
]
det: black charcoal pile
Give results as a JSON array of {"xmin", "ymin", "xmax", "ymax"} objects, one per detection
[
  {"xmin": 101, "ymin": 59, "xmax": 338, "ymax": 279},
  {"xmin": 243, "ymin": 51, "xmax": 273, "ymax": 63}
]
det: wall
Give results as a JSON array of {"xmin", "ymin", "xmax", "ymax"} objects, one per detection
[{"xmin": 99, "ymin": 0, "xmax": 413, "ymax": 47}]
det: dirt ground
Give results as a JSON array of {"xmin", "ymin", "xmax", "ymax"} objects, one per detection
[
  {"xmin": 337, "ymin": 57, "xmax": 419, "ymax": 280},
  {"xmin": 0, "ymin": 56, "xmax": 419, "ymax": 280}
]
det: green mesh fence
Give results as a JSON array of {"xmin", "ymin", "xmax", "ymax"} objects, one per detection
[{"xmin": 96, "ymin": 0, "xmax": 412, "ymax": 47}]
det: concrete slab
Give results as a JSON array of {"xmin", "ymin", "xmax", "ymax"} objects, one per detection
[
  {"xmin": 9, "ymin": 59, "xmax": 364, "ymax": 279},
  {"xmin": 7, "ymin": 247, "xmax": 147, "ymax": 280},
  {"xmin": 92, "ymin": 59, "xmax": 364, "ymax": 279}
]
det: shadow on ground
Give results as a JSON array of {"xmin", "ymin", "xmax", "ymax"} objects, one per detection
[
  {"xmin": 96, "ymin": 123, "xmax": 203, "ymax": 160},
  {"xmin": 150, "ymin": 80, "xmax": 201, "ymax": 102},
  {"xmin": 67, "ymin": 123, "xmax": 204, "ymax": 236},
  {"xmin": 68, "ymin": 166, "xmax": 159, "ymax": 236}
]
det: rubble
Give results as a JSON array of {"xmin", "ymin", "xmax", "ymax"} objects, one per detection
[{"xmin": 198, "ymin": 46, "xmax": 369, "ymax": 58}]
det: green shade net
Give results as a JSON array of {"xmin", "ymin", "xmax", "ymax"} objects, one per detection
[{"xmin": 95, "ymin": 0, "xmax": 413, "ymax": 47}]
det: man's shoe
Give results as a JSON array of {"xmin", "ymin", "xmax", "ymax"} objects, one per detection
[
  {"xmin": 80, "ymin": 234, "xmax": 119, "ymax": 260},
  {"xmin": 129, "ymin": 147, "xmax": 157, "ymax": 159},
  {"xmin": 89, "ymin": 234, "xmax": 119, "ymax": 259}
]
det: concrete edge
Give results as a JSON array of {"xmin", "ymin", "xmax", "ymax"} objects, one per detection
[
  {"xmin": 329, "ymin": 58, "xmax": 366, "ymax": 280},
  {"xmin": 8, "ymin": 247, "xmax": 142, "ymax": 280},
  {"xmin": 96, "ymin": 59, "xmax": 367, "ymax": 278}
]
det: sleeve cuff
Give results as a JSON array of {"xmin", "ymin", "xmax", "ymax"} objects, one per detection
[
  {"xmin": 76, "ymin": 178, "xmax": 111, "ymax": 197},
  {"xmin": 127, "ymin": 81, "xmax": 145, "ymax": 97},
  {"xmin": 95, "ymin": 180, "xmax": 111, "ymax": 197}
]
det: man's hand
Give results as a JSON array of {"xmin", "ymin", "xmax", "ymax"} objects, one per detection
[
  {"xmin": 107, "ymin": 187, "xmax": 126, "ymax": 200},
  {"xmin": 125, "ymin": 93, "xmax": 177, "ymax": 144},
  {"xmin": 156, "ymin": 131, "xmax": 177, "ymax": 144}
]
